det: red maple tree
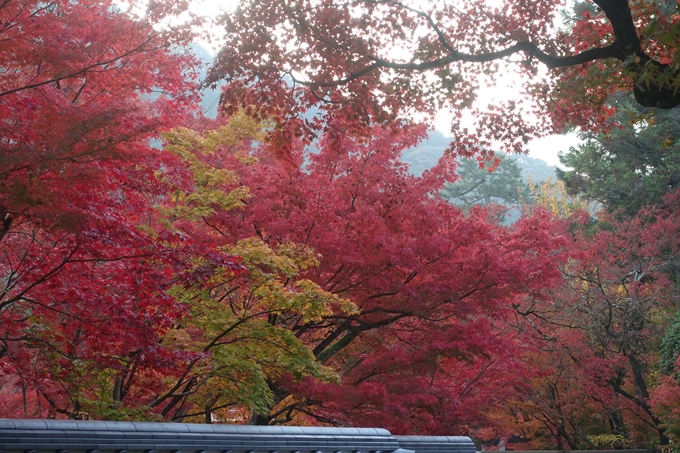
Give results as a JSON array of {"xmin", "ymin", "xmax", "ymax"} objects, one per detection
[
  {"xmin": 511, "ymin": 194, "xmax": 680, "ymax": 446},
  {"xmin": 174, "ymin": 115, "xmax": 569, "ymax": 430},
  {"xmin": 207, "ymin": 0, "xmax": 680, "ymax": 161},
  {"xmin": 0, "ymin": 0, "xmax": 220, "ymax": 418}
]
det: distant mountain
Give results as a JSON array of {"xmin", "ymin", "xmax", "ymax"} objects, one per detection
[
  {"xmin": 513, "ymin": 155, "xmax": 558, "ymax": 184},
  {"xmin": 400, "ymin": 130, "xmax": 451, "ymax": 176},
  {"xmin": 401, "ymin": 130, "xmax": 557, "ymax": 183}
]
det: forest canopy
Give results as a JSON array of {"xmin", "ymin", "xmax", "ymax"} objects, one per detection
[
  {"xmin": 209, "ymin": 0, "xmax": 680, "ymax": 159},
  {"xmin": 2, "ymin": 0, "xmax": 680, "ymax": 449}
]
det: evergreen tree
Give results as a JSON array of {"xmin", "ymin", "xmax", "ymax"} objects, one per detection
[
  {"xmin": 441, "ymin": 154, "xmax": 532, "ymax": 214},
  {"xmin": 557, "ymin": 95, "xmax": 680, "ymax": 215}
]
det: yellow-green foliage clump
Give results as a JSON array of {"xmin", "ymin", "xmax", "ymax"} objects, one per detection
[
  {"xmin": 160, "ymin": 113, "xmax": 263, "ymax": 221},
  {"xmin": 155, "ymin": 116, "xmax": 358, "ymax": 421}
]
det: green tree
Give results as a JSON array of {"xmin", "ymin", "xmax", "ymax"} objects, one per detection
[
  {"xmin": 440, "ymin": 155, "xmax": 532, "ymax": 219},
  {"xmin": 557, "ymin": 95, "xmax": 680, "ymax": 215}
]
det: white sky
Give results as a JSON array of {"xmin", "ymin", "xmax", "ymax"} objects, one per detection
[
  {"xmin": 433, "ymin": 116, "xmax": 580, "ymax": 168},
  {"xmin": 525, "ymin": 132, "xmax": 581, "ymax": 167},
  {"xmin": 430, "ymin": 69, "xmax": 582, "ymax": 168}
]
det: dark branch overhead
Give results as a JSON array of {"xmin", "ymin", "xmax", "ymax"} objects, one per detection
[{"xmin": 288, "ymin": 0, "xmax": 680, "ymax": 109}]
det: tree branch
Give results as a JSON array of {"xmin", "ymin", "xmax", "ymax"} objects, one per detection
[
  {"xmin": 0, "ymin": 34, "xmax": 158, "ymax": 98},
  {"xmin": 292, "ymin": 42, "xmax": 623, "ymax": 90}
]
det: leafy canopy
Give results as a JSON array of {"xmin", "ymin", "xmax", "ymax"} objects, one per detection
[
  {"xmin": 558, "ymin": 94, "xmax": 680, "ymax": 215},
  {"xmin": 210, "ymin": 0, "xmax": 680, "ymax": 161}
]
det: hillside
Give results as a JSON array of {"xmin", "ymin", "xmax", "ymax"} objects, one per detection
[{"xmin": 401, "ymin": 130, "xmax": 557, "ymax": 183}]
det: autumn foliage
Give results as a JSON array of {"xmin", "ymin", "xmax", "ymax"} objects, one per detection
[
  {"xmin": 3, "ymin": 0, "xmax": 680, "ymax": 449},
  {"xmin": 172, "ymin": 117, "xmax": 568, "ymax": 430}
]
